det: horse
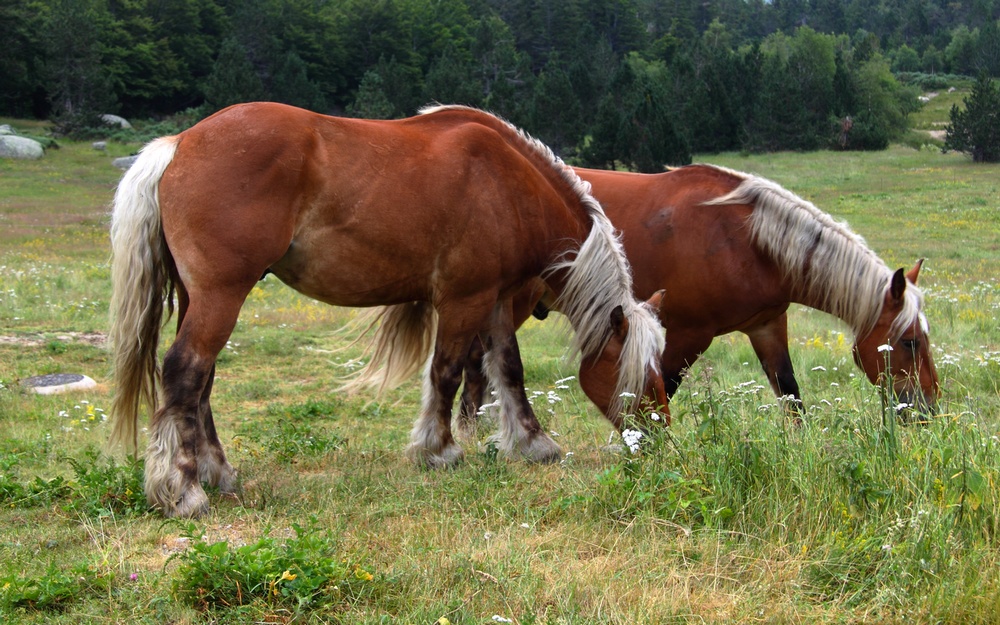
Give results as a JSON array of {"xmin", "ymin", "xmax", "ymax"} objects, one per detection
[
  {"xmin": 458, "ymin": 163, "xmax": 940, "ymax": 429},
  {"xmin": 108, "ymin": 102, "xmax": 665, "ymax": 518}
]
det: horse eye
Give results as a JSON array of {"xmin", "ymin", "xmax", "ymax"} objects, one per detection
[{"xmin": 900, "ymin": 338, "xmax": 919, "ymax": 351}]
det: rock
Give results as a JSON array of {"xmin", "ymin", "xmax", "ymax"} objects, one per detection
[
  {"xmin": 101, "ymin": 114, "xmax": 133, "ymax": 129},
  {"xmin": 0, "ymin": 135, "xmax": 44, "ymax": 159},
  {"xmin": 0, "ymin": 124, "xmax": 14, "ymax": 135},
  {"xmin": 112, "ymin": 155, "xmax": 138, "ymax": 170},
  {"xmin": 93, "ymin": 141, "xmax": 107, "ymax": 151},
  {"xmin": 21, "ymin": 373, "xmax": 98, "ymax": 395}
]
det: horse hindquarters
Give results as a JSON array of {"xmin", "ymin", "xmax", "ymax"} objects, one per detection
[{"xmin": 108, "ymin": 136, "xmax": 235, "ymax": 517}]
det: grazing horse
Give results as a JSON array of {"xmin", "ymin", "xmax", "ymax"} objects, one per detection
[
  {"xmin": 109, "ymin": 102, "xmax": 665, "ymax": 518},
  {"xmin": 459, "ymin": 164, "xmax": 940, "ymax": 428}
]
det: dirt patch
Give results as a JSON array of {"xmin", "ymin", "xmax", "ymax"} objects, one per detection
[{"xmin": 0, "ymin": 331, "xmax": 107, "ymax": 347}]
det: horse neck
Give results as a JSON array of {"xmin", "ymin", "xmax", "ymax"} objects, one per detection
[{"xmin": 729, "ymin": 175, "xmax": 894, "ymax": 338}]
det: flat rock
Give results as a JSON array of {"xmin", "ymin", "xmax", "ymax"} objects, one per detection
[
  {"xmin": 113, "ymin": 155, "xmax": 138, "ymax": 170},
  {"xmin": 21, "ymin": 373, "xmax": 97, "ymax": 395}
]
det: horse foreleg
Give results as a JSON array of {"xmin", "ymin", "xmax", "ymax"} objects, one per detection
[
  {"xmin": 659, "ymin": 330, "xmax": 715, "ymax": 398},
  {"xmin": 745, "ymin": 314, "xmax": 803, "ymax": 418},
  {"xmin": 482, "ymin": 302, "xmax": 561, "ymax": 463}
]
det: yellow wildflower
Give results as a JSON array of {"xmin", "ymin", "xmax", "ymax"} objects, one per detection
[{"xmin": 354, "ymin": 567, "xmax": 373, "ymax": 581}]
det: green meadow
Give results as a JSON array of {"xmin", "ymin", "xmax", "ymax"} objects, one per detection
[{"xmin": 1, "ymin": 118, "xmax": 999, "ymax": 624}]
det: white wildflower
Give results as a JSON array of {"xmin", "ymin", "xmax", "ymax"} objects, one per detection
[{"xmin": 622, "ymin": 429, "xmax": 644, "ymax": 454}]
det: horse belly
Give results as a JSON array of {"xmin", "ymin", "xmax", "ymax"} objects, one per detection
[{"xmin": 267, "ymin": 230, "xmax": 434, "ymax": 308}]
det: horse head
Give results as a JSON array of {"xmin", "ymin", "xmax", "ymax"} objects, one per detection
[
  {"xmin": 578, "ymin": 290, "xmax": 669, "ymax": 429},
  {"xmin": 853, "ymin": 260, "xmax": 940, "ymax": 420}
]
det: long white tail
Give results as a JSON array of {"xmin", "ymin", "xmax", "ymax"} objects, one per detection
[{"xmin": 108, "ymin": 137, "xmax": 179, "ymax": 452}]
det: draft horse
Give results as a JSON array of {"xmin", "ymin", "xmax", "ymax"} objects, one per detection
[
  {"xmin": 460, "ymin": 164, "xmax": 940, "ymax": 429},
  {"xmin": 109, "ymin": 102, "xmax": 665, "ymax": 518}
]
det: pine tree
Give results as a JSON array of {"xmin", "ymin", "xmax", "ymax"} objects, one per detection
[
  {"xmin": 944, "ymin": 73, "xmax": 1000, "ymax": 163},
  {"xmin": 347, "ymin": 70, "xmax": 395, "ymax": 119},
  {"xmin": 202, "ymin": 37, "xmax": 266, "ymax": 112}
]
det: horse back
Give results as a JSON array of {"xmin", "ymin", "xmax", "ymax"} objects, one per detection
[{"xmin": 159, "ymin": 102, "xmax": 590, "ymax": 308}]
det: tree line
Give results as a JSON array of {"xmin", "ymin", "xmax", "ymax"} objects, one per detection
[{"xmin": 3, "ymin": 0, "xmax": 999, "ymax": 168}]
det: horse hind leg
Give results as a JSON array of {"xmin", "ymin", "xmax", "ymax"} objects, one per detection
[
  {"xmin": 172, "ymin": 286, "xmax": 237, "ymax": 497},
  {"xmin": 196, "ymin": 365, "xmax": 237, "ymax": 494},
  {"xmin": 145, "ymin": 289, "xmax": 247, "ymax": 517},
  {"xmin": 456, "ymin": 336, "xmax": 488, "ymax": 440},
  {"xmin": 408, "ymin": 295, "xmax": 519, "ymax": 467}
]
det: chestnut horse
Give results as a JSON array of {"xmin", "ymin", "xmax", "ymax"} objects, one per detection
[
  {"xmin": 459, "ymin": 164, "xmax": 939, "ymax": 428},
  {"xmin": 109, "ymin": 102, "xmax": 664, "ymax": 518}
]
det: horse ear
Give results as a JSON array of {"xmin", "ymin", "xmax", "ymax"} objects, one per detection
[
  {"xmin": 905, "ymin": 258, "xmax": 924, "ymax": 285},
  {"xmin": 610, "ymin": 305, "xmax": 627, "ymax": 338},
  {"xmin": 889, "ymin": 268, "xmax": 907, "ymax": 302},
  {"xmin": 646, "ymin": 289, "xmax": 666, "ymax": 313}
]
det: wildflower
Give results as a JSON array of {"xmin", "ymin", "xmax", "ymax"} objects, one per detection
[
  {"xmin": 129, "ymin": 573, "xmax": 138, "ymax": 581},
  {"xmin": 492, "ymin": 617, "xmax": 513, "ymax": 624},
  {"xmin": 520, "ymin": 523, "xmax": 530, "ymax": 529},
  {"xmin": 811, "ymin": 365, "xmax": 827, "ymax": 372},
  {"xmin": 650, "ymin": 412, "xmax": 661, "ymax": 422},
  {"xmin": 280, "ymin": 570, "xmax": 297, "ymax": 581},
  {"xmin": 622, "ymin": 429, "xmax": 643, "ymax": 454},
  {"xmin": 353, "ymin": 567, "xmax": 373, "ymax": 581},
  {"xmin": 877, "ymin": 344, "xmax": 893, "ymax": 352},
  {"xmin": 619, "ymin": 391, "xmax": 636, "ymax": 399}
]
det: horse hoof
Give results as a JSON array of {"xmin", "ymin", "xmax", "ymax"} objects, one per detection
[
  {"xmin": 519, "ymin": 432, "xmax": 562, "ymax": 464},
  {"xmin": 157, "ymin": 485, "xmax": 210, "ymax": 519},
  {"xmin": 407, "ymin": 441, "xmax": 465, "ymax": 468},
  {"xmin": 216, "ymin": 464, "xmax": 239, "ymax": 494}
]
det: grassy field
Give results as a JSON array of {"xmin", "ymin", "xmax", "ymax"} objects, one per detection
[{"xmin": 1, "ymin": 113, "xmax": 999, "ymax": 624}]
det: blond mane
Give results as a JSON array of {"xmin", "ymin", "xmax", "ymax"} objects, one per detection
[{"xmin": 702, "ymin": 165, "xmax": 922, "ymax": 340}]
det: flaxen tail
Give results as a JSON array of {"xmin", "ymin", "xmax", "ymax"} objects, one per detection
[
  {"xmin": 340, "ymin": 302, "xmax": 437, "ymax": 396},
  {"xmin": 108, "ymin": 137, "xmax": 180, "ymax": 452}
]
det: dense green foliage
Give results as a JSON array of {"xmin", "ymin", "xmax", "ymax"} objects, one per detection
[{"xmin": 2, "ymin": 0, "xmax": 999, "ymax": 162}]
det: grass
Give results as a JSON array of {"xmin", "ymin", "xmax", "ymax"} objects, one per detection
[{"xmin": 1, "ymin": 111, "xmax": 999, "ymax": 623}]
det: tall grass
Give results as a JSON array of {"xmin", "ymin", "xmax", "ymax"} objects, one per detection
[{"xmin": 0, "ymin": 136, "xmax": 998, "ymax": 624}]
